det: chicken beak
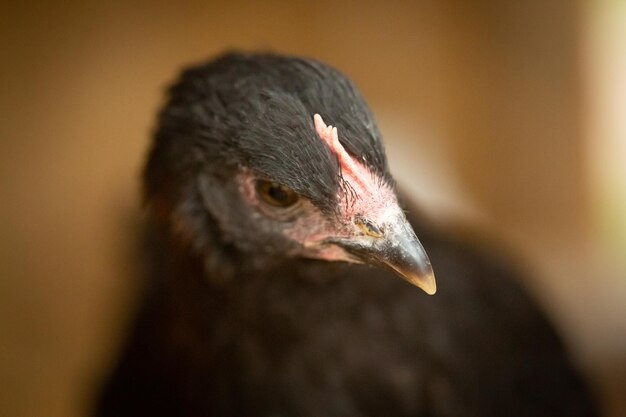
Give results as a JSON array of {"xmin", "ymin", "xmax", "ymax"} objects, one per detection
[
  {"xmin": 378, "ymin": 216, "xmax": 436, "ymax": 295},
  {"xmin": 337, "ymin": 213, "xmax": 437, "ymax": 295}
]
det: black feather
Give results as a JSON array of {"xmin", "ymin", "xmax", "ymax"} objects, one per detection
[{"xmin": 146, "ymin": 52, "xmax": 390, "ymax": 217}]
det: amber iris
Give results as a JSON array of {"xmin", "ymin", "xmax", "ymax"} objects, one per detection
[{"xmin": 257, "ymin": 180, "xmax": 299, "ymax": 207}]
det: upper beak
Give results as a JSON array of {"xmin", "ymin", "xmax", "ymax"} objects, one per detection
[{"xmin": 336, "ymin": 213, "xmax": 437, "ymax": 295}]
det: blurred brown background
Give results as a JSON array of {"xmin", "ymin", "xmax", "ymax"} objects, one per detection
[{"xmin": 1, "ymin": 1, "xmax": 625, "ymax": 416}]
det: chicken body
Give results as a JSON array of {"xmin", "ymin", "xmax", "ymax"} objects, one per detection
[{"xmin": 95, "ymin": 52, "xmax": 596, "ymax": 417}]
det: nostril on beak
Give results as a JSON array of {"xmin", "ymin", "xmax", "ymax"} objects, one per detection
[{"xmin": 355, "ymin": 216, "xmax": 384, "ymax": 238}]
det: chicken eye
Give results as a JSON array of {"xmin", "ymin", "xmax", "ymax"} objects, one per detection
[{"xmin": 256, "ymin": 180, "xmax": 299, "ymax": 207}]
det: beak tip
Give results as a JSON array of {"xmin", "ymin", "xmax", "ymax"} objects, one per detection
[{"xmin": 407, "ymin": 272, "xmax": 437, "ymax": 295}]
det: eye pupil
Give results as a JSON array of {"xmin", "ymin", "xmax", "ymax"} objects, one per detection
[
  {"xmin": 257, "ymin": 181, "xmax": 298, "ymax": 207},
  {"xmin": 268, "ymin": 185, "xmax": 288, "ymax": 202}
]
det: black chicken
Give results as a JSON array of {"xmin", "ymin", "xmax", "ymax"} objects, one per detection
[{"xmin": 96, "ymin": 52, "xmax": 597, "ymax": 417}]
